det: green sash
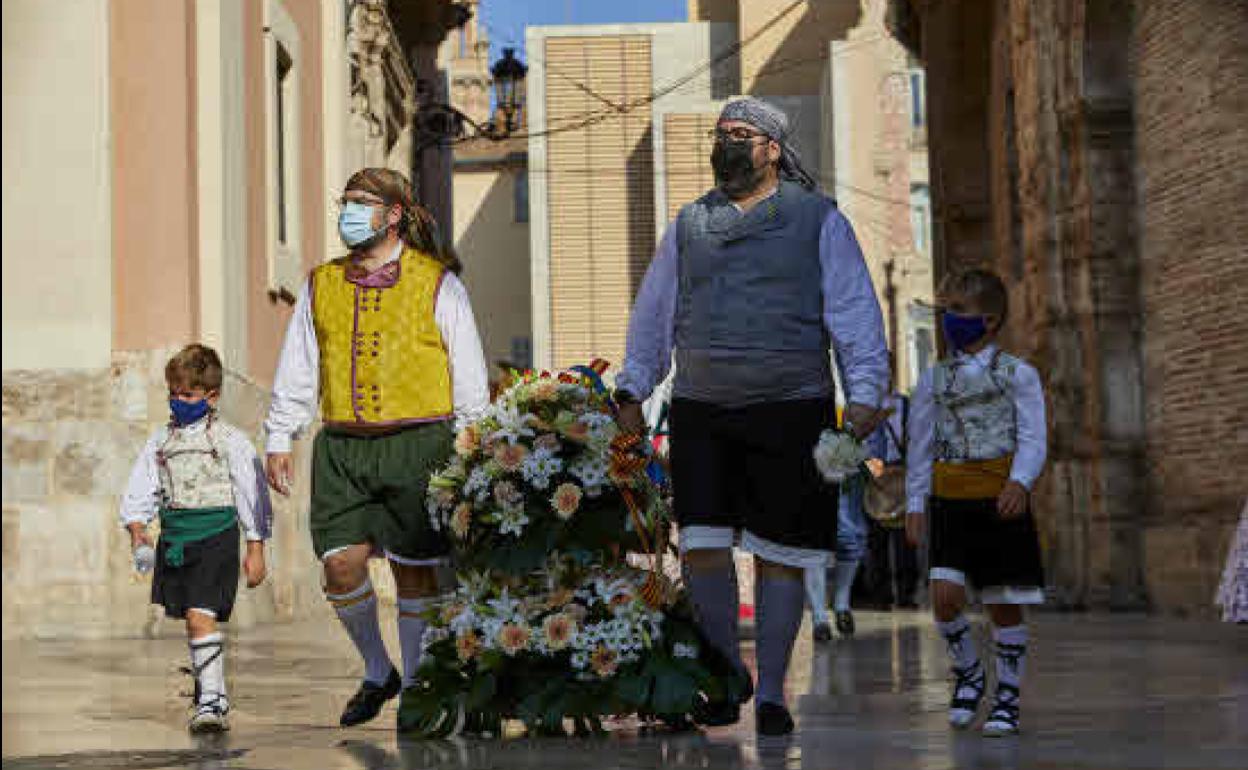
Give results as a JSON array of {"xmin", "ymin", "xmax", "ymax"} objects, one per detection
[{"xmin": 159, "ymin": 506, "xmax": 237, "ymax": 567}]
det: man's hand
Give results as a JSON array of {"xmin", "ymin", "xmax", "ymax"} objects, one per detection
[
  {"xmin": 244, "ymin": 542, "xmax": 267, "ymax": 588},
  {"xmin": 126, "ymin": 522, "xmax": 153, "ymax": 550},
  {"xmin": 616, "ymin": 402, "xmax": 646, "ymax": 437},
  {"xmin": 905, "ymin": 512, "xmax": 925, "ymax": 549},
  {"xmin": 997, "ymin": 480, "xmax": 1029, "ymax": 519},
  {"xmin": 843, "ymin": 403, "xmax": 892, "ymax": 441},
  {"xmin": 265, "ymin": 452, "xmax": 293, "ymax": 496}
]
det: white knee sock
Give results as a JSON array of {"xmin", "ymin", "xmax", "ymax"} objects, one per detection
[
  {"xmin": 397, "ymin": 597, "xmax": 430, "ymax": 689},
  {"xmin": 804, "ymin": 566, "xmax": 830, "ymax": 625},
  {"xmin": 328, "ymin": 580, "xmax": 394, "ymax": 685},
  {"xmin": 937, "ymin": 614, "xmax": 980, "ymax": 672},
  {"xmin": 189, "ymin": 631, "xmax": 226, "ymax": 706},
  {"xmin": 992, "ymin": 624, "xmax": 1028, "ymax": 701},
  {"xmin": 832, "ymin": 559, "xmax": 860, "ymax": 612}
]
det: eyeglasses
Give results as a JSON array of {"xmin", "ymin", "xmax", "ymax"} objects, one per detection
[
  {"xmin": 708, "ymin": 127, "xmax": 770, "ymax": 143},
  {"xmin": 336, "ymin": 193, "xmax": 386, "ymax": 208}
]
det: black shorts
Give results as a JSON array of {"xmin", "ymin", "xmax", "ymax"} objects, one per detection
[
  {"xmin": 928, "ymin": 497, "xmax": 1044, "ymax": 590},
  {"xmin": 669, "ymin": 397, "xmax": 839, "ymax": 553},
  {"xmin": 152, "ymin": 524, "xmax": 240, "ymax": 621}
]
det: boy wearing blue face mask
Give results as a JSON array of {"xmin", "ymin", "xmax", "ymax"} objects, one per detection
[
  {"xmin": 120, "ymin": 344, "xmax": 272, "ymax": 733},
  {"xmin": 905, "ymin": 269, "xmax": 1047, "ymax": 738}
]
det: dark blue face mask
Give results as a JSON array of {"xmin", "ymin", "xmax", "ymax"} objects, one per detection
[
  {"xmin": 942, "ymin": 312, "xmax": 989, "ymax": 352},
  {"xmin": 170, "ymin": 398, "xmax": 212, "ymax": 426}
]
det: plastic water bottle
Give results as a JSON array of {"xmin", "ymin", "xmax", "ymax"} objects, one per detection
[{"xmin": 133, "ymin": 544, "xmax": 156, "ymax": 574}]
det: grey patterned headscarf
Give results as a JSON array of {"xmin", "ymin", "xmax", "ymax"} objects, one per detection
[{"xmin": 718, "ymin": 97, "xmax": 817, "ymax": 190}]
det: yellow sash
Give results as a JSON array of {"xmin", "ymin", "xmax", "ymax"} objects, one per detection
[{"xmin": 932, "ymin": 455, "xmax": 1013, "ymax": 499}]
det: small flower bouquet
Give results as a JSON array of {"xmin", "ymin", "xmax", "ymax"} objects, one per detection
[
  {"xmin": 813, "ymin": 429, "xmax": 869, "ymax": 484},
  {"xmin": 407, "ymin": 364, "xmax": 747, "ymax": 738}
]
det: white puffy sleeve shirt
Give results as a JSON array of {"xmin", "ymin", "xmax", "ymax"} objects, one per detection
[
  {"xmin": 119, "ymin": 421, "xmax": 273, "ymax": 542},
  {"xmin": 905, "ymin": 346, "xmax": 1048, "ymax": 515}
]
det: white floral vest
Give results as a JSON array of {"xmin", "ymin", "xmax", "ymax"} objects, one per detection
[
  {"xmin": 155, "ymin": 421, "xmax": 235, "ymax": 510},
  {"xmin": 932, "ymin": 351, "xmax": 1019, "ymax": 462}
]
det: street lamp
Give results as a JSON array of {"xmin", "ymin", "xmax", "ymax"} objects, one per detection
[
  {"xmin": 416, "ymin": 48, "xmax": 528, "ymax": 151},
  {"xmin": 490, "ymin": 47, "xmax": 527, "ymax": 134}
]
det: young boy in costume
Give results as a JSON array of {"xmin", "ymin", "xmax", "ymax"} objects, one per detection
[
  {"xmin": 906, "ymin": 269, "xmax": 1047, "ymax": 737},
  {"xmin": 121, "ymin": 344, "xmax": 272, "ymax": 733}
]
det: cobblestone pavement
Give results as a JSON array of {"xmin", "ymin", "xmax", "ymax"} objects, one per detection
[{"xmin": 4, "ymin": 611, "xmax": 1246, "ymax": 769}]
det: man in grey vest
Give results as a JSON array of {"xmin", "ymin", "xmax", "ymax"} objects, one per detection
[{"xmin": 615, "ymin": 98, "xmax": 890, "ymax": 735}]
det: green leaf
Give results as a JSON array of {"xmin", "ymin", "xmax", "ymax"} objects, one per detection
[
  {"xmin": 649, "ymin": 667, "xmax": 696, "ymax": 715},
  {"xmin": 466, "ymin": 672, "xmax": 497, "ymax": 710}
]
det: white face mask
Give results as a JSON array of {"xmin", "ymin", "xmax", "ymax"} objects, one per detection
[{"xmin": 338, "ymin": 201, "xmax": 383, "ymax": 248}]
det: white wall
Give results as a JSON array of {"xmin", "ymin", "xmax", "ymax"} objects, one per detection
[{"xmin": 2, "ymin": 0, "xmax": 113, "ymax": 370}]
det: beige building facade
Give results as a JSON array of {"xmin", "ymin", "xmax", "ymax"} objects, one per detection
[{"xmin": 2, "ymin": 0, "xmax": 465, "ymax": 640}]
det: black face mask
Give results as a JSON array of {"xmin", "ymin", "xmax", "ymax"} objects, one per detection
[{"xmin": 711, "ymin": 139, "xmax": 767, "ymax": 199}]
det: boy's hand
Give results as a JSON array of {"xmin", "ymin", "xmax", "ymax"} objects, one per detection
[
  {"xmin": 905, "ymin": 512, "xmax": 925, "ymax": 548},
  {"xmin": 244, "ymin": 542, "xmax": 267, "ymax": 588},
  {"xmin": 997, "ymin": 480, "xmax": 1029, "ymax": 519},
  {"xmin": 127, "ymin": 522, "xmax": 152, "ymax": 550},
  {"xmin": 265, "ymin": 453, "xmax": 293, "ymax": 496}
]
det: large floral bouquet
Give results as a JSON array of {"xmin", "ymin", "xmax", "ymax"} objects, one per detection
[
  {"xmin": 425, "ymin": 366, "xmax": 667, "ymax": 575},
  {"xmin": 406, "ymin": 365, "xmax": 746, "ymax": 738}
]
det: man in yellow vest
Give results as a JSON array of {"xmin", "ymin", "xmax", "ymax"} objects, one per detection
[{"xmin": 264, "ymin": 168, "xmax": 489, "ymax": 730}]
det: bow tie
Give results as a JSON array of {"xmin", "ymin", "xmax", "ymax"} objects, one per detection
[{"xmin": 344, "ymin": 259, "xmax": 401, "ymax": 288}]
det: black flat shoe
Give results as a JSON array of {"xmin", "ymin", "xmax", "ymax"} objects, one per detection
[
  {"xmin": 813, "ymin": 622, "xmax": 833, "ymax": 643},
  {"xmin": 691, "ymin": 668, "xmax": 753, "ymax": 727},
  {"xmin": 755, "ymin": 701, "xmax": 794, "ymax": 736},
  {"xmin": 835, "ymin": 610, "xmax": 855, "ymax": 638},
  {"xmin": 340, "ymin": 669, "xmax": 401, "ymax": 727}
]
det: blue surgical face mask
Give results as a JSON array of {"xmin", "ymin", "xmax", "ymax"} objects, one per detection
[
  {"xmin": 942, "ymin": 311, "xmax": 989, "ymax": 352},
  {"xmin": 338, "ymin": 201, "xmax": 383, "ymax": 248},
  {"xmin": 169, "ymin": 398, "xmax": 211, "ymax": 426}
]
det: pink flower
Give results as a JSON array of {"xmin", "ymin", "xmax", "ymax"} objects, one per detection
[
  {"xmin": 497, "ymin": 622, "xmax": 532, "ymax": 655},
  {"xmin": 494, "ymin": 480, "xmax": 523, "ymax": 508},
  {"xmin": 560, "ymin": 420, "xmax": 590, "ymax": 443},
  {"xmin": 551, "ymin": 483, "xmax": 583, "ymax": 520},
  {"xmin": 456, "ymin": 631, "xmax": 482, "ymax": 661},
  {"xmin": 589, "ymin": 645, "xmax": 619, "ymax": 678},
  {"xmin": 534, "ymin": 433, "xmax": 561, "ymax": 454},
  {"xmin": 454, "ymin": 425, "xmax": 481, "ymax": 458},
  {"xmin": 494, "ymin": 441, "xmax": 529, "ymax": 471},
  {"xmin": 450, "ymin": 502, "xmax": 473, "ymax": 540},
  {"xmin": 531, "ymin": 380, "xmax": 559, "ymax": 402},
  {"xmin": 541, "ymin": 613, "xmax": 576, "ymax": 651}
]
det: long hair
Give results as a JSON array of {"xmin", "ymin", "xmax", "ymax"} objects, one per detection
[{"xmin": 342, "ymin": 168, "xmax": 462, "ymax": 274}]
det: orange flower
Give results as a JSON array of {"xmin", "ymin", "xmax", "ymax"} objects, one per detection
[
  {"xmin": 531, "ymin": 380, "xmax": 559, "ymax": 402},
  {"xmin": 454, "ymin": 425, "xmax": 481, "ymax": 458},
  {"xmin": 456, "ymin": 631, "xmax": 482, "ymax": 661},
  {"xmin": 561, "ymin": 420, "xmax": 590, "ymax": 443},
  {"xmin": 497, "ymin": 622, "xmax": 532, "ymax": 655},
  {"xmin": 589, "ymin": 645, "xmax": 619, "ymax": 678},
  {"xmin": 608, "ymin": 590, "xmax": 635, "ymax": 614},
  {"xmin": 450, "ymin": 502, "xmax": 473, "ymax": 540},
  {"xmin": 551, "ymin": 482, "xmax": 583, "ymax": 520},
  {"xmin": 541, "ymin": 613, "xmax": 576, "ymax": 651},
  {"xmin": 494, "ymin": 442, "xmax": 529, "ymax": 471}
]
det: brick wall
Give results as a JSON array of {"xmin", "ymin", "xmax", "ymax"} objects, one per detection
[{"xmin": 1133, "ymin": 0, "xmax": 1248, "ymax": 613}]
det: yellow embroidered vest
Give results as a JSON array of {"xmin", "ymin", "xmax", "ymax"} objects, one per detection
[{"xmin": 311, "ymin": 249, "xmax": 453, "ymax": 426}]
